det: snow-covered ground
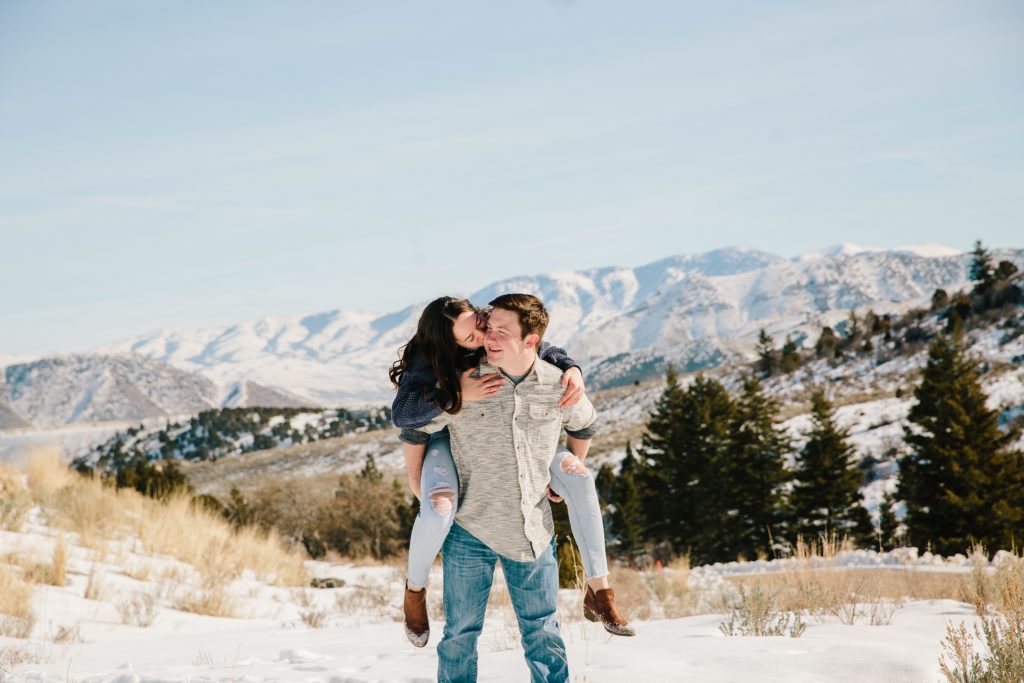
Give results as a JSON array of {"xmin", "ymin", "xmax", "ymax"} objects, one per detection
[
  {"xmin": 2, "ymin": 600, "xmax": 978, "ymax": 683},
  {"xmin": 0, "ymin": 516, "xmax": 990, "ymax": 683}
]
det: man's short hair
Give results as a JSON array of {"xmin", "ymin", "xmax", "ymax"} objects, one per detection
[{"xmin": 488, "ymin": 293, "xmax": 549, "ymax": 346}]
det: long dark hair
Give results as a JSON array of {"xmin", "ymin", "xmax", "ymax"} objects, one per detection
[{"xmin": 389, "ymin": 296, "xmax": 481, "ymax": 415}]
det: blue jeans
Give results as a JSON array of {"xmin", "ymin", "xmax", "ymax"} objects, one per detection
[
  {"xmin": 437, "ymin": 524, "xmax": 568, "ymax": 683},
  {"xmin": 407, "ymin": 432, "xmax": 459, "ymax": 587},
  {"xmin": 407, "ymin": 433, "xmax": 608, "ymax": 586}
]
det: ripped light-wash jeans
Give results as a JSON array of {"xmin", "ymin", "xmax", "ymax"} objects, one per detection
[{"xmin": 406, "ymin": 431, "xmax": 608, "ymax": 587}]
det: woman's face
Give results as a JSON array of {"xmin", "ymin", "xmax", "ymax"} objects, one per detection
[{"xmin": 451, "ymin": 309, "xmax": 487, "ymax": 350}]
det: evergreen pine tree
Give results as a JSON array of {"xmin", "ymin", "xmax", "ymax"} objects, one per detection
[
  {"xmin": 931, "ymin": 289, "xmax": 950, "ymax": 312},
  {"xmin": 816, "ymin": 327, "xmax": 838, "ymax": 360},
  {"xmin": 611, "ymin": 442, "xmax": 644, "ymax": 561},
  {"xmin": 634, "ymin": 365, "xmax": 684, "ymax": 544},
  {"xmin": 898, "ymin": 333, "xmax": 1024, "ymax": 555},
  {"xmin": 791, "ymin": 389, "xmax": 874, "ymax": 546},
  {"xmin": 877, "ymin": 491, "xmax": 899, "ymax": 551},
  {"xmin": 670, "ymin": 376, "xmax": 734, "ymax": 563},
  {"xmin": 780, "ymin": 335, "xmax": 801, "ymax": 373},
  {"xmin": 722, "ymin": 375, "xmax": 792, "ymax": 560},
  {"xmin": 845, "ymin": 310, "xmax": 860, "ymax": 341},
  {"xmin": 996, "ymin": 259, "xmax": 1019, "ymax": 281},
  {"xmin": 756, "ymin": 329, "xmax": 776, "ymax": 377},
  {"xmin": 969, "ymin": 239, "xmax": 996, "ymax": 291},
  {"xmin": 636, "ymin": 370, "xmax": 735, "ymax": 564},
  {"xmin": 360, "ymin": 453, "xmax": 383, "ymax": 482}
]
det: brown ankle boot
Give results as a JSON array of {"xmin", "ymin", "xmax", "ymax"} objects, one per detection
[
  {"xmin": 403, "ymin": 587, "xmax": 429, "ymax": 647},
  {"xmin": 584, "ymin": 586, "xmax": 636, "ymax": 636}
]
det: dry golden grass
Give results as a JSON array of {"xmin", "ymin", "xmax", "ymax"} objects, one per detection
[
  {"xmin": 0, "ymin": 566, "xmax": 35, "ymax": 639},
  {"xmin": 712, "ymin": 537, "xmax": 916, "ymax": 625},
  {"xmin": 4, "ymin": 532, "xmax": 69, "ymax": 589},
  {"xmin": 84, "ymin": 564, "xmax": 106, "ymax": 601},
  {"xmin": 0, "ymin": 462, "xmax": 30, "ymax": 532},
  {"xmin": 40, "ymin": 466, "xmax": 131, "ymax": 546},
  {"xmin": 124, "ymin": 562, "xmax": 152, "ymax": 583},
  {"xmin": 23, "ymin": 452, "xmax": 308, "ymax": 589},
  {"xmin": 25, "ymin": 449, "xmax": 78, "ymax": 502},
  {"xmin": 605, "ymin": 556, "xmax": 696, "ymax": 621},
  {"xmin": 133, "ymin": 493, "xmax": 307, "ymax": 587},
  {"xmin": 175, "ymin": 578, "xmax": 237, "ymax": 618}
]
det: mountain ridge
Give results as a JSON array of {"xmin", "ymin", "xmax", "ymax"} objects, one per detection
[{"xmin": 4, "ymin": 244, "xmax": 1019, "ymax": 433}]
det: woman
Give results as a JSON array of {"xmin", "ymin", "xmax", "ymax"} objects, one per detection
[{"xmin": 389, "ymin": 296, "xmax": 635, "ymax": 646}]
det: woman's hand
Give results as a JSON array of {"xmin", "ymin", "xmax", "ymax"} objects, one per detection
[
  {"xmin": 461, "ymin": 367, "xmax": 507, "ymax": 400},
  {"xmin": 558, "ymin": 367, "xmax": 585, "ymax": 408}
]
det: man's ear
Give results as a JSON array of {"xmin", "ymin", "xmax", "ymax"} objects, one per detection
[{"xmin": 524, "ymin": 333, "xmax": 540, "ymax": 350}]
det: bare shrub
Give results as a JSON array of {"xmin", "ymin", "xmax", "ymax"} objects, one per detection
[
  {"xmin": 940, "ymin": 621, "xmax": 985, "ymax": 683},
  {"xmin": 334, "ymin": 579, "xmax": 395, "ymax": 617},
  {"xmin": 0, "ymin": 646, "xmax": 38, "ymax": 674},
  {"xmin": 296, "ymin": 590, "xmax": 327, "ymax": 628},
  {"xmin": 0, "ymin": 566, "xmax": 35, "ymax": 638},
  {"xmin": 241, "ymin": 467, "xmax": 413, "ymax": 561},
  {"xmin": 718, "ymin": 582, "xmax": 806, "ymax": 638},
  {"xmin": 866, "ymin": 594, "xmax": 901, "ymax": 626},
  {"xmin": 52, "ymin": 622, "xmax": 82, "ymax": 643},
  {"xmin": 940, "ymin": 549, "xmax": 1024, "ymax": 683},
  {"xmin": 116, "ymin": 591, "xmax": 159, "ymax": 627}
]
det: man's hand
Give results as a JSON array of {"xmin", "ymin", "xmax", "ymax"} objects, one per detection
[
  {"xmin": 461, "ymin": 368, "xmax": 507, "ymax": 400},
  {"xmin": 558, "ymin": 367, "xmax": 585, "ymax": 409},
  {"xmin": 546, "ymin": 486, "xmax": 563, "ymax": 503}
]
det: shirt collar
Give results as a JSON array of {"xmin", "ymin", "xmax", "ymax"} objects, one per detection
[{"xmin": 480, "ymin": 355, "xmax": 554, "ymax": 386}]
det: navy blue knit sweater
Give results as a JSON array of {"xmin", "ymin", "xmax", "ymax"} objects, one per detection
[{"xmin": 390, "ymin": 341, "xmax": 577, "ymax": 429}]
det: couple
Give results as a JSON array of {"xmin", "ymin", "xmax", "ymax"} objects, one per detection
[{"xmin": 389, "ymin": 293, "xmax": 633, "ymax": 683}]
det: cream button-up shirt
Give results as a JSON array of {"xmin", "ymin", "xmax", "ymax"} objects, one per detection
[{"xmin": 413, "ymin": 356, "xmax": 597, "ymax": 561}]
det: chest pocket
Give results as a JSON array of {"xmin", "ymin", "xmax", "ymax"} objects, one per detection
[{"xmin": 527, "ymin": 404, "xmax": 560, "ymax": 435}]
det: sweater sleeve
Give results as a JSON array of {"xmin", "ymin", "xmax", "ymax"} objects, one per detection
[
  {"xmin": 391, "ymin": 354, "xmax": 445, "ymax": 429},
  {"xmin": 537, "ymin": 341, "xmax": 579, "ymax": 373}
]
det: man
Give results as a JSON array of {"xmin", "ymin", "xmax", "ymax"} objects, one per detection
[{"xmin": 400, "ymin": 293, "xmax": 598, "ymax": 683}]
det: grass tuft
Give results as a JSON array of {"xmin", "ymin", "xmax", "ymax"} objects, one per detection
[{"xmin": 0, "ymin": 566, "xmax": 35, "ymax": 639}]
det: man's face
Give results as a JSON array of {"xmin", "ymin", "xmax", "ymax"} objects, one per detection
[{"xmin": 484, "ymin": 307, "xmax": 537, "ymax": 366}]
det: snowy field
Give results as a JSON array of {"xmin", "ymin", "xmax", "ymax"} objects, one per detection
[
  {"xmin": 0, "ymin": 600, "xmax": 978, "ymax": 683},
  {"xmin": 0, "ymin": 515, "xmax": 989, "ymax": 683}
]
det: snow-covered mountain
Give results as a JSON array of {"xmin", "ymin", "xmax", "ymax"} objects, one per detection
[
  {"xmin": 0, "ymin": 355, "xmax": 219, "ymax": 430},
  {"xmin": 4, "ymin": 244, "xmax": 1020, "ymax": 432}
]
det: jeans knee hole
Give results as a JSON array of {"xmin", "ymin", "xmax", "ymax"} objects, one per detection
[
  {"xmin": 560, "ymin": 454, "xmax": 590, "ymax": 477},
  {"xmin": 429, "ymin": 491, "xmax": 454, "ymax": 515}
]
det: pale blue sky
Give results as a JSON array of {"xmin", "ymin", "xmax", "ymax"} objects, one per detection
[{"xmin": 2, "ymin": 0, "xmax": 1022, "ymax": 355}]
